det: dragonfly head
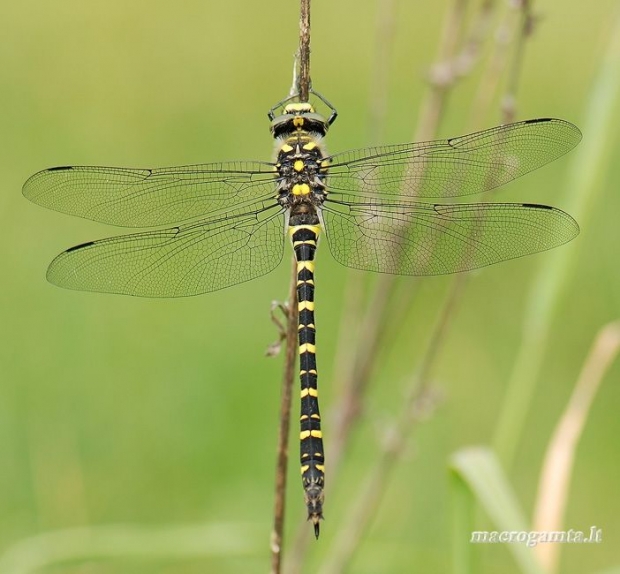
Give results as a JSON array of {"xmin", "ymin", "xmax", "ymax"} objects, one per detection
[{"xmin": 270, "ymin": 102, "xmax": 330, "ymax": 139}]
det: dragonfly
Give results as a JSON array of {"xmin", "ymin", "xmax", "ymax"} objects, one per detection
[{"xmin": 23, "ymin": 93, "xmax": 581, "ymax": 538}]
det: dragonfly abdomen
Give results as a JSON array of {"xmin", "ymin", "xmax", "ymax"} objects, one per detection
[{"xmin": 290, "ymin": 222, "xmax": 325, "ymax": 538}]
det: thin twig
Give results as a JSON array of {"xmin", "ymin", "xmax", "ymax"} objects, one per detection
[
  {"xmin": 501, "ymin": 0, "xmax": 535, "ymax": 123},
  {"xmin": 270, "ymin": 258, "xmax": 299, "ymax": 574},
  {"xmin": 367, "ymin": 0, "xmax": 397, "ymax": 144},
  {"xmin": 271, "ymin": 2, "xmax": 313, "ymax": 569},
  {"xmin": 298, "ymin": 0, "xmax": 311, "ymax": 101},
  {"xmin": 414, "ymin": 0, "xmax": 468, "ymax": 142},
  {"xmin": 467, "ymin": 1, "xmax": 514, "ymax": 127}
]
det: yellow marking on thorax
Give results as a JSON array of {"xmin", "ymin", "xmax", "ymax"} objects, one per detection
[
  {"xmin": 303, "ymin": 141, "xmax": 317, "ymax": 151},
  {"xmin": 294, "ymin": 160, "xmax": 304, "ymax": 172},
  {"xmin": 293, "ymin": 117, "xmax": 304, "ymax": 128},
  {"xmin": 292, "ymin": 183, "xmax": 310, "ymax": 196},
  {"xmin": 280, "ymin": 143, "xmax": 293, "ymax": 153},
  {"xmin": 315, "ymin": 463, "xmax": 325, "ymax": 472},
  {"xmin": 300, "ymin": 464, "xmax": 310, "ymax": 474},
  {"xmin": 301, "ymin": 387, "xmax": 318, "ymax": 398},
  {"xmin": 285, "ymin": 103, "xmax": 315, "ymax": 113}
]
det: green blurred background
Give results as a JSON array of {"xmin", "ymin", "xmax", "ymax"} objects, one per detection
[{"xmin": 1, "ymin": 1, "xmax": 619, "ymax": 573}]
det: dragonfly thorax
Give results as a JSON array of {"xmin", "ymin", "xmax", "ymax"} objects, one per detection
[{"xmin": 274, "ymin": 122, "xmax": 329, "ymax": 211}]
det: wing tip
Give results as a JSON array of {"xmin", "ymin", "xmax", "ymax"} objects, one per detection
[{"xmin": 523, "ymin": 117, "xmax": 583, "ymax": 144}]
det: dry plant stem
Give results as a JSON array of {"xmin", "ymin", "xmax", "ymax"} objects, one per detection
[
  {"xmin": 328, "ymin": 0, "xmax": 472, "ymax": 476},
  {"xmin": 415, "ymin": 0, "xmax": 467, "ymax": 141},
  {"xmin": 322, "ymin": 1, "xmax": 535, "ymax": 568},
  {"xmin": 328, "ymin": 0, "xmax": 400, "ymax": 458},
  {"xmin": 368, "ymin": 0, "xmax": 397, "ymax": 143},
  {"xmin": 325, "ymin": 402, "xmax": 443, "ymax": 574},
  {"xmin": 298, "ymin": 0, "xmax": 311, "ymax": 101},
  {"xmin": 457, "ymin": 0, "xmax": 496, "ymax": 79},
  {"xmin": 272, "ymin": 3, "xmax": 312, "ymax": 569},
  {"xmin": 501, "ymin": 0, "xmax": 534, "ymax": 122},
  {"xmin": 294, "ymin": 0, "xmax": 522, "ymax": 565},
  {"xmin": 328, "ymin": 0, "xmax": 503, "ymax": 478},
  {"xmin": 327, "ymin": 0, "xmax": 400, "ymax": 427},
  {"xmin": 468, "ymin": 3, "xmax": 515, "ymax": 126},
  {"xmin": 322, "ymin": 0, "xmax": 466, "ymax": 572},
  {"xmin": 435, "ymin": 0, "xmax": 533, "ymax": 388},
  {"xmin": 533, "ymin": 321, "xmax": 620, "ymax": 574},
  {"xmin": 319, "ymin": 268, "xmax": 463, "ymax": 574},
  {"xmin": 313, "ymin": 4, "xmax": 479, "ymax": 561},
  {"xmin": 494, "ymin": 5, "xmax": 620, "ymax": 468},
  {"xmin": 423, "ymin": 0, "xmax": 533, "ymax": 420},
  {"xmin": 329, "ymin": 282, "xmax": 393, "ymax": 468},
  {"xmin": 270, "ymin": 257, "xmax": 299, "ymax": 574}
]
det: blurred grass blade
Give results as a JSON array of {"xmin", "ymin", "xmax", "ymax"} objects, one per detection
[
  {"xmin": 533, "ymin": 321, "xmax": 620, "ymax": 573},
  {"xmin": 0, "ymin": 523, "xmax": 261, "ymax": 574},
  {"xmin": 493, "ymin": 3, "xmax": 620, "ymax": 467},
  {"xmin": 450, "ymin": 447, "xmax": 544, "ymax": 574},
  {"xmin": 451, "ymin": 467, "xmax": 476, "ymax": 574}
]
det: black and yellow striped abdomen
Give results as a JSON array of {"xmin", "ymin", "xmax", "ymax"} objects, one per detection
[
  {"xmin": 273, "ymin": 102, "xmax": 330, "ymax": 538},
  {"xmin": 290, "ymin": 223, "xmax": 325, "ymax": 538}
]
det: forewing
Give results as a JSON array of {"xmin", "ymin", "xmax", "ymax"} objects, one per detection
[
  {"xmin": 47, "ymin": 204, "xmax": 285, "ymax": 297},
  {"xmin": 322, "ymin": 200, "xmax": 579, "ymax": 275},
  {"xmin": 23, "ymin": 161, "xmax": 277, "ymax": 227},
  {"xmin": 325, "ymin": 119, "xmax": 581, "ymax": 200}
]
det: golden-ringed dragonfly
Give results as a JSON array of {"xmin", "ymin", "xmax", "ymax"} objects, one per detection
[{"xmin": 23, "ymin": 92, "xmax": 581, "ymax": 538}]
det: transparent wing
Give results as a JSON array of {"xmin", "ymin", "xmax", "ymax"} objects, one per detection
[
  {"xmin": 322, "ymin": 199, "xmax": 579, "ymax": 275},
  {"xmin": 23, "ymin": 161, "xmax": 278, "ymax": 228},
  {"xmin": 325, "ymin": 118, "xmax": 581, "ymax": 200},
  {"xmin": 46, "ymin": 203, "xmax": 285, "ymax": 297}
]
